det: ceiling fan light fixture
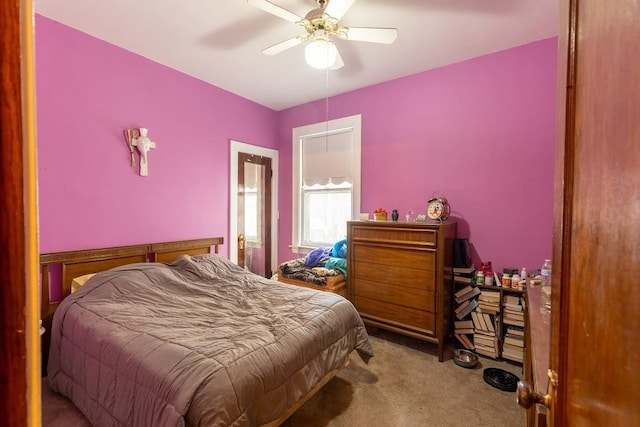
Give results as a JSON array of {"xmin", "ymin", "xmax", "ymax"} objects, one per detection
[
  {"xmin": 305, "ymin": 36, "xmax": 337, "ymax": 69},
  {"xmin": 249, "ymin": 0, "xmax": 398, "ymax": 69}
]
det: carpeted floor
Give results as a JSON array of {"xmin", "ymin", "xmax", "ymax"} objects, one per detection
[
  {"xmin": 284, "ymin": 328, "xmax": 525, "ymax": 426},
  {"xmin": 42, "ymin": 328, "xmax": 525, "ymax": 426}
]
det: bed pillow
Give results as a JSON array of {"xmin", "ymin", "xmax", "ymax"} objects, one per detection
[{"xmin": 71, "ymin": 273, "xmax": 96, "ymax": 293}]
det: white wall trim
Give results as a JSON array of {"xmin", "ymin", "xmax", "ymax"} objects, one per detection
[{"xmin": 230, "ymin": 140, "xmax": 278, "ymax": 273}]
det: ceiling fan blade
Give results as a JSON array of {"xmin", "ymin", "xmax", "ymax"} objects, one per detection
[
  {"xmin": 262, "ymin": 37, "xmax": 303, "ymax": 55},
  {"xmin": 330, "ymin": 48, "xmax": 344, "ymax": 70},
  {"xmin": 342, "ymin": 27, "xmax": 398, "ymax": 44},
  {"xmin": 324, "ymin": 0, "xmax": 356, "ymax": 20},
  {"xmin": 247, "ymin": 0, "xmax": 302, "ymax": 23}
]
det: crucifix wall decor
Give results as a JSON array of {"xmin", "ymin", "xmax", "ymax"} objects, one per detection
[{"xmin": 124, "ymin": 127, "xmax": 157, "ymax": 176}]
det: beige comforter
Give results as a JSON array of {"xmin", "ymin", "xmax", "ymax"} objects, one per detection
[{"xmin": 47, "ymin": 254, "xmax": 372, "ymax": 426}]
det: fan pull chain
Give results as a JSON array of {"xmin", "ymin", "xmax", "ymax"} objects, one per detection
[{"xmin": 325, "ymin": 64, "xmax": 330, "ymax": 150}]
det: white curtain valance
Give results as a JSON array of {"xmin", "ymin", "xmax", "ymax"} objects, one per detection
[{"xmin": 302, "ymin": 176, "xmax": 352, "ymax": 187}]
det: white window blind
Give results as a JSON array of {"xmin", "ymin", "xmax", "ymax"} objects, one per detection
[{"xmin": 302, "ymin": 131, "xmax": 353, "ymax": 187}]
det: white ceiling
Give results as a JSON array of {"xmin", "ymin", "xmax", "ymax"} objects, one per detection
[{"xmin": 35, "ymin": 0, "xmax": 558, "ymax": 111}]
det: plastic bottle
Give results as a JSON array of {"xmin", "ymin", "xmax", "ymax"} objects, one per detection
[
  {"xmin": 485, "ymin": 273, "xmax": 493, "ymax": 286},
  {"xmin": 483, "ymin": 262, "xmax": 493, "ymax": 286},
  {"xmin": 519, "ymin": 267, "xmax": 528, "ymax": 289},
  {"xmin": 541, "ymin": 259, "xmax": 552, "ymax": 287},
  {"xmin": 511, "ymin": 273, "xmax": 521, "ymax": 289},
  {"xmin": 501, "ymin": 274, "xmax": 511, "ymax": 288}
]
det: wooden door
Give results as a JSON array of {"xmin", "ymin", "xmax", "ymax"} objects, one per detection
[
  {"xmin": 550, "ymin": 0, "xmax": 640, "ymax": 424},
  {"xmin": 1, "ymin": 2, "xmax": 27, "ymax": 422},
  {"xmin": 1, "ymin": 0, "xmax": 40, "ymax": 425}
]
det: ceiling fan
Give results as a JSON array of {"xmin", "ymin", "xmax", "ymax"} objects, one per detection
[{"xmin": 247, "ymin": 0, "xmax": 398, "ymax": 70}]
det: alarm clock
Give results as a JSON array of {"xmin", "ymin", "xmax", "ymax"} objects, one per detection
[{"xmin": 427, "ymin": 196, "xmax": 451, "ymax": 221}]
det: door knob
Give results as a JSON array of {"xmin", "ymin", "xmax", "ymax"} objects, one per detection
[
  {"xmin": 516, "ymin": 380, "xmax": 551, "ymax": 409},
  {"xmin": 517, "ymin": 369, "xmax": 557, "ymax": 411}
]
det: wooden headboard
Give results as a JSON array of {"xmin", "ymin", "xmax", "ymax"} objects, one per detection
[
  {"xmin": 39, "ymin": 237, "xmax": 223, "ymax": 321},
  {"xmin": 39, "ymin": 237, "xmax": 223, "ymax": 375}
]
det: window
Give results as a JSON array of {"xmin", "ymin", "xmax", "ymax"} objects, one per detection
[
  {"xmin": 243, "ymin": 162, "xmax": 260, "ymax": 243},
  {"xmin": 292, "ymin": 115, "xmax": 361, "ymax": 251}
]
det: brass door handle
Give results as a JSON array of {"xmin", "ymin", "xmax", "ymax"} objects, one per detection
[
  {"xmin": 517, "ymin": 369, "xmax": 557, "ymax": 411},
  {"xmin": 238, "ymin": 234, "xmax": 245, "ymax": 250},
  {"xmin": 516, "ymin": 380, "xmax": 551, "ymax": 409}
]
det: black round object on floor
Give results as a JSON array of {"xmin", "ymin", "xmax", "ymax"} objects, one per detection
[{"xmin": 483, "ymin": 368, "xmax": 520, "ymax": 392}]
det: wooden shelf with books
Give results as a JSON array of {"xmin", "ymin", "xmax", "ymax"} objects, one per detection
[{"xmin": 452, "ymin": 272, "xmax": 526, "ymax": 364}]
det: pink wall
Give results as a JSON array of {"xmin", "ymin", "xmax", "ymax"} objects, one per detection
[
  {"xmin": 36, "ymin": 15, "xmax": 279, "ymax": 257},
  {"xmin": 36, "ymin": 15, "xmax": 557, "ymax": 275},
  {"xmin": 277, "ymin": 38, "xmax": 558, "ymax": 273}
]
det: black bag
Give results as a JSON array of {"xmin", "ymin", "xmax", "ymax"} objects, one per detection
[{"xmin": 453, "ymin": 238, "xmax": 472, "ymax": 268}]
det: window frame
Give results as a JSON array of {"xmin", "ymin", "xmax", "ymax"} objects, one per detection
[{"xmin": 291, "ymin": 114, "xmax": 361, "ymax": 253}]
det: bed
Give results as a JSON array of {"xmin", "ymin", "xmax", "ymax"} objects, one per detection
[{"xmin": 40, "ymin": 238, "xmax": 372, "ymax": 426}]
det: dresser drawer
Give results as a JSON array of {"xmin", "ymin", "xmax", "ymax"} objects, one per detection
[
  {"xmin": 355, "ymin": 296, "xmax": 435, "ymax": 334},
  {"xmin": 352, "ymin": 244, "xmax": 435, "ymax": 270},
  {"xmin": 352, "ymin": 260, "xmax": 435, "ymax": 290},
  {"xmin": 351, "ymin": 225, "xmax": 437, "ymax": 246},
  {"xmin": 353, "ymin": 278, "xmax": 435, "ymax": 312}
]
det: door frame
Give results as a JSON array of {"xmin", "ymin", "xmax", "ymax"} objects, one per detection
[
  {"xmin": 230, "ymin": 140, "xmax": 278, "ymax": 274},
  {"xmin": 3, "ymin": 0, "xmax": 40, "ymax": 424}
]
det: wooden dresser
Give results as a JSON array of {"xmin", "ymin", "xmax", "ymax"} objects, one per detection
[{"xmin": 347, "ymin": 220, "xmax": 456, "ymax": 361}]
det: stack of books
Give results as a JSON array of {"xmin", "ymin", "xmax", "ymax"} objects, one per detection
[
  {"xmin": 477, "ymin": 290, "xmax": 500, "ymax": 313},
  {"xmin": 503, "ymin": 294, "xmax": 523, "ymax": 311},
  {"xmin": 470, "ymin": 305, "xmax": 498, "ymax": 358},
  {"xmin": 502, "ymin": 294, "xmax": 525, "ymax": 327},
  {"xmin": 453, "ymin": 319, "xmax": 474, "ymax": 350},
  {"xmin": 471, "ymin": 310, "xmax": 497, "ymax": 335},
  {"xmin": 473, "ymin": 330, "xmax": 499, "ymax": 359},
  {"xmin": 453, "ymin": 265, "xmax": 476, "ymax": 284},
  {"xmin": 502, "ymin": 325, "xmax": 525, "ymax": 362},
  {"xmin": 455, "ymin": 285, "xmax": 481, "ymax": 305},
  {"xmin": 454, "ymin": 319, "xmax": 474, "ymax": 336},
  {"xmin": 475, "ymin": 290, "xmax": 500, "ymax": 358},
  {"xmin": 453, "ymin": 285, "xmax": 479, "ymax": 350},
  {"xmin": 454, "ymin": 285, "xmax": 480, "ymax": 320}
]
